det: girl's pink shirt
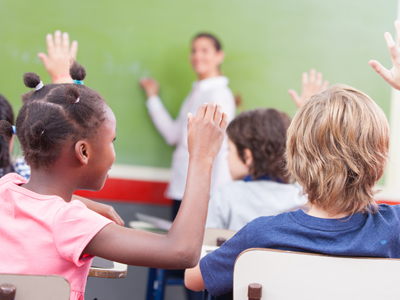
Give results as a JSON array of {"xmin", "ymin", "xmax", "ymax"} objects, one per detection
[{"xmin": 0, "ymin": 173, "xmax": 113, "ymax": 300}]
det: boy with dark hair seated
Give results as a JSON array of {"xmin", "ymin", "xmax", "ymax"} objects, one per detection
[
  {"xmin": 205, "ymin": 108, "xmax": 306, "ymax": 231},
  {"xmin": 185, "ymin": 21, "xmax": 399, "ymax": 297}
]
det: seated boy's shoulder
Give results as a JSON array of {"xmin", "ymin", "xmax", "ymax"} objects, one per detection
[
  {"xmin": 245, "ymin": 211, "xmax": 295, "ymax": 231},
  {"xmin": 376, "ymin": 203, "xmax": 400, "ymax": 219},
  {"xmin": 212, "ymin": 180, "xmax": 251, "ymax": 197}
]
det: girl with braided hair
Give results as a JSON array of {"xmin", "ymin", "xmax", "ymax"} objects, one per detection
[{"xmin": 0, "ymin": 61, "xmax": 228, "ymax": 300}]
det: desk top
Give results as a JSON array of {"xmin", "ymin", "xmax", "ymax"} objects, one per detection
[
  {"xmin": 129, "ymin": 221, "xmax": 168, "ymax": 234},
  {"xmin": 201, "ymin": 245, "xmax": 219, "ymax": 258},
  {"xmin": 89, "ymin": 259, "xmax": 128, "ymax": 278}
]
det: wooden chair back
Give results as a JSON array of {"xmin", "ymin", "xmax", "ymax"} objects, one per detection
[
  {"xmin": 203, "ymin": 228, "xmax": 237, "ymax": 246},
  {"xmin": 0, "ymin": 273, "xmax": 70, "ymax": 300},
  {"xmin": 234, "ymin": 248, "xmax": 400, "ymax": 300}
]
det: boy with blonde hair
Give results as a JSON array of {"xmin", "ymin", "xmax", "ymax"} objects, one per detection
[{"xmin": 185, "ymin": 21, "xmax": 400, "ymax": 297}]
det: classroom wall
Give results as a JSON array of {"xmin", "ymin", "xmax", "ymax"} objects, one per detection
[{"xmin": 0, "ymin": 0, "xmax": 396, "ymax": 169}]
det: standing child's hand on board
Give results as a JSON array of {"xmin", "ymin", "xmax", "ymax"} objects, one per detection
[
  {"xmin": 139, "ymin": 77, "xmax": 159, "ymax": 98},
  {"xmin": 288, "ymin": 69, "xmax": 329, "ymax": 108},
  {"xmin": 187, "ymin": 102, "xmax": 228, "ymax": 163},
  {"xmin": 38, "ymin": 30, "xmax": 78, "ymax": 84},
  {"xmin": 369, "ymin": 20, "xmax": 400, "ymax": 91}
]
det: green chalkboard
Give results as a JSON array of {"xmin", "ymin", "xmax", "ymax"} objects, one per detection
[{"xmin": 0, "ymin": 0, "xmax": 396, "ymax": 167}]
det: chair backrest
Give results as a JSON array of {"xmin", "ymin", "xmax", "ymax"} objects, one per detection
[
  {"xmin": 234, "ymin": 248, "xmax": 400, "ymax": 300},
  {"xmin": 203, "ymin": 228, "xmax": 237, "ymax": 246},
  {"xmin": 0, "ymin": 273, "xmax": 70, "ymax": 300}
]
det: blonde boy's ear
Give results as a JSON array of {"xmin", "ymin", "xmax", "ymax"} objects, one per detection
[
  {"xmin": 74, "ymin": 141, "xmax": 89, "ymax": 165},
  {"xmin": 244, "ymin": 148, "xmax": 253, "ymax": 167}
]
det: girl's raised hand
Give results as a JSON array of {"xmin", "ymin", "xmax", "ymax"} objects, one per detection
[
  {"xmin": 38, "ymin": 30, "xmax": 78, "ymax": 84},
  {"xmin": 288, "ymin": 69, "xmax": 329, "ymax": 108},
  {"xmin": 139, "ymin": 77, "xmax": 159, "ymax": 98},
  {"xmin": 369, "ymin": 20, "xmax": 400, "ymax": 90},
  {"xmin": 187, "ymin": 102, "xmax": 228, "ymax": 163}
]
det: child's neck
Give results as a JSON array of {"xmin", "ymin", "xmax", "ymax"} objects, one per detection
[
  {"xmin": 22, "ymin": 167, "xmax": 76, "ymax": 203},
  {"xmin": 308, "ymin": 204, "xmax": 350, "ymax": 219}
]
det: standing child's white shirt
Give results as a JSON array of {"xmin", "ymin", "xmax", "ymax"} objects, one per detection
[
  {"xmin": 146, "ymin": 76, "xmax": 235, "ymax": 200},
  {"xmin": 205, "ymin": 177, "xmax": 307, "ymax": 231}
]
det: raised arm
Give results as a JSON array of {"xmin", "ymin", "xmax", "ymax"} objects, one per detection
[
  {"xmin": 369, "ymin": 20, "xmax": 400, "ymax": 90},
  {"xmin": 140, "ymin": 77, "xmax": 181, "ymax": 145},
  {"xmin": 83, "ymin": 102, "xmax": 228, "ymax": 269},
  {"xmin": 288, "ymin": 69, "xmax": 329, "ymax": 108},
  {"xmin": 38, "ymin": 30, "xmax": 78, "ymax": 84}
]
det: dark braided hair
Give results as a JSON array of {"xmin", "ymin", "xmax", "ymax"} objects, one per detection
[
  {"xmin": 227, "ymin": 108, "xmax": 291, "ymax": 183},
  {"xmin": 0, "ymin": 62, "xmax": 107, "ymax": 168},
  {"xmin": 0, "ymin": 94, "xmax": 15, "ymax": 175}
]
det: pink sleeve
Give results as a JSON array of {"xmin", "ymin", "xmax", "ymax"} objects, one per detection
[{"xmin": 53, "ymin": 200, "xmax": 113, "ymax": 266}]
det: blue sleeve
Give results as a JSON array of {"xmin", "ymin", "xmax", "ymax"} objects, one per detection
[{"xmin": 199, "ymin": 224, "xmax": 249, "ymax": 296}]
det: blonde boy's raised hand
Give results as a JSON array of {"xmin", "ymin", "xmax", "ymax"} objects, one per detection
[
  {"xmin": 187, "ymin": 102, "xmax": 228, "ymax": 163},
  {"xmin": 369, "ymin": 20, "xmax": 400, "ymax": 90},
  {"xmin": 288, "ymin": 69, "xmax": 329, "ymax": 108},
  {"xmin": 38, "ymin": 30, "xmax": 78, "ymax": 84}
]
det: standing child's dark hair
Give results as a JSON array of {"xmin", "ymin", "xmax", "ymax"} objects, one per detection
[
  {"xmin": 227, "ymin": 108, "xmax": 291, "ymax": 183},
  {"xmin": 192, "ymin": 33, "xmax": 222, "ymax": 51},
  {"xmin": 0, "ymin": 62, "xmax": 107, "ymax": 169},
  {"xmin": 0, "ymin": 94, "xmax": 15, "ymax": 175}
]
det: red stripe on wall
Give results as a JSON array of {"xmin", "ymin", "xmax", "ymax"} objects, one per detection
[
  {"xmin": 75, "ymin": 178, "xmax": 172, "ymax": 206},
  {"xmin": 74, "ymin": 178, "xmax": 400, "ymax": 207}
]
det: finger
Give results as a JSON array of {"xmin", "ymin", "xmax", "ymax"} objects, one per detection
[
  {"xmin": 384, "ymin": 32, "xmax": 400, "ymax": 65},
  {"xmin": 37, "ymin": 53, "xmax": 49, "ymax": 66},
  {"xmin": 62, "ymin": 32, "xmax": 70, "ymax": 54},
  {"xmin": 369, "ymin": 60, "xmax": 392, "ymax": 82},
  {"xmin": 204, "ymin": 101, "xmax": 216, "ymax": 121},
  {"xmin": 113, "ymin": 211, "xmax": 124, "ymax": 226},
  {"xmin": 187, "ymin": 112, "xmax": 194, "ymax": 125},
  {"xmin": 309, "ymin": 69, "xmax": 316, "ymax": 84},
  {"xmin": 54, "ymin": 30, "xmax": 62, "ymax": 51},
  {"xmin": 46, "ymin": 33, "xmax": 54, "ymax": 56},
  {"xmin": 194, "ymin": 103, "xmax": 207, "ymax": 121},
  {"xmin": 316, "ymin": 72, "xmax": 323, "ymax": 89},
  {"xmin": 301, "ymin": 72, "xmax": 308, "ymax": 96},
  {"xmin": 213, "ymin": 103, "xmax": 223, "ymax": 124},
  {"xmin": 70, "ymin": 40, "xmax": 78, "ymax": 60},
  {"xmin": 288, "ymin": 89, "xmax": 301, "ymax": 106},
  {"xmin": 322, "ymin": 80, "xmax": 329, "ymax": 90},
  {"xmin": 219, "ymin": 112, "xmax": 228, "ymax": 131}
]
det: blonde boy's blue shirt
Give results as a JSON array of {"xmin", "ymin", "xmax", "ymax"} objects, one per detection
[{"xmin": 200, "ymin": 204, "xmax": 400, "ymax": 296}]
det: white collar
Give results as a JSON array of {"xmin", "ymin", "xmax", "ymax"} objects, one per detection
[{"xmin": 192, "ymin": 76, "xmax": 229, "ymax": 92}]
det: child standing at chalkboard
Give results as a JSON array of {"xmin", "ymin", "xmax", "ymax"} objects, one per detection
[{"xmin": 140, "ymin": 33, "xmax": 236, "ymax": 221}]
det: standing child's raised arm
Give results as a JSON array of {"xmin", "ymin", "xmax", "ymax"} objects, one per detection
[
  {"xmin": 369, "ymin": 20, "xmax": 400, "ymax": 90},
  {"xmin": 83, "ymin": 102, "xmax": 228, "ymax": 269}
]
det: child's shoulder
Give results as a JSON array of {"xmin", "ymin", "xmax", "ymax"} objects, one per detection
[
  {"xmin": 212, "ymin": 180, "xmax": 303, "ymax": 200},
  {"xmin": 375, "ymin": 203, "xmax": 400, "ymax": 221},
  {"xmin": 0, "ymin": 172, "xmax": 27, "ymax": 187}
]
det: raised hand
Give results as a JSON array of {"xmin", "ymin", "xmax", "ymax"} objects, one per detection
[
  {"xmin": 139, "ymin": 77, "xmax": 159, "ymax": 98},
  {"xmin": 187, "ymin": 102, "xmax": 228, "ymax": 163},
  {"xmin": 38, "ymin": 30, "xmax": 78, "ymax": 84},
  {"xmin": 288, "ymin": 69, "xmax": 329, "ymax": 108},
  {"xmin": 369, "ymin": 20, "xmax": 400, "ymax": 90}
]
